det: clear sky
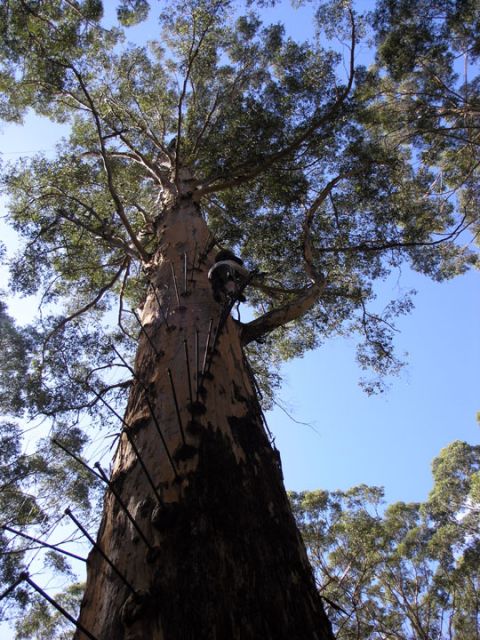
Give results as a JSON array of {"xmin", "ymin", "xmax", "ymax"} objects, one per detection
[
  {"xmin": 269, "ymin": 266, "xmax": 479, "ymax": 503},
  {"xmin": 0, "ymin": 1, "xmax": 479, "ymax": 637}
]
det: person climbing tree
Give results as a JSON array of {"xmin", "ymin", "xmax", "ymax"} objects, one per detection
[{"xmin": 208, "ymin": 250, "xmax": 251, "ymax": 303}]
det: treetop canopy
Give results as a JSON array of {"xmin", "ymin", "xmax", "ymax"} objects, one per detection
[{"xmin": 0, "ymin": 0, "xmax": 478, "ymax": 416}]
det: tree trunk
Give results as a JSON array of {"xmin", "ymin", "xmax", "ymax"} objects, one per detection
[{"xmin": 74, "ymin": 181, "xmax": 333, "ymax": 640}]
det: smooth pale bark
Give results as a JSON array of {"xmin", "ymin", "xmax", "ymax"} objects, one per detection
[{"xmin": 74, "ymin": 181, "xmax": 333, "ymax": 640}]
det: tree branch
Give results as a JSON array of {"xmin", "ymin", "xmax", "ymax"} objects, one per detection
[
  {"xmin": 68, "ymin": 65, "xmax": 151, "ymax": 262},
  {"xmin": 175, "ymin": 14, "xmax": 214, "ymax": 180},
  {"xmin": 191, "ymin": 90, "xmax": 221, "ymax": 157},
  {"xmin": 43, "ymin": 259, "xmax": 128, "ymax": 347},
  {"xmin": 240, "ymin": 173, "xmax": 349, "ymax": 345},
  {"xmin": 302, "ymin": 174, "xmax": 351, "ymax": 283},
  {"xmin": 117, "ymin": 131, "xmax": 165, "ymax": 183},
  {"xmin": 53, "ymin": 203, "xmax": 139, "ymax": 259},
  {"xmin": 250, "ymin": 280, "xmax": 309, "ymax": 299},
  {"xmin": 195, "ymin": 10, "xmax": 356, "ymax": 198},
  {"xmin": 117, "ymin": 259, "xmax": 136, "ymax": 341},
  {"xmin": 240, "ymin": 284, "xmax": 322, "ymax": 345},
  {"xmin": 316, "ymin": 212, "xmax": 470, "ymax": 255}
]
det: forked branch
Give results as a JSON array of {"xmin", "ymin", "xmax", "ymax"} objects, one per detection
[{"xmin": 240, "ymin": 175, "xmax": 346, "ymax": 344}]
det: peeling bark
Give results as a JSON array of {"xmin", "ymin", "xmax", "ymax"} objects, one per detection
[{"xmin": 74, "ymin": 178, "xmax": 333, "ymax": 640}]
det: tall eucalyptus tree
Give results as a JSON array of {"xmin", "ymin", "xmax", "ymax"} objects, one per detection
[{"xmin": 0, "ymin": 0, "xmax": 478, "ymax": 638}]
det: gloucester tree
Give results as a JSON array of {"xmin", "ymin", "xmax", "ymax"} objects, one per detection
[{"xmin": 0, "ymin": 0, "xmax": 478, "ymax": 638}]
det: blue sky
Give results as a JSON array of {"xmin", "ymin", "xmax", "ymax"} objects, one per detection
[{"xmin": 270, "ymin": 266, "xmax": 479, "ymax": 503}]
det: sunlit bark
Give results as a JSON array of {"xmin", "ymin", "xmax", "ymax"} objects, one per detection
[{"xmin": 75, "ymin": 177, "xmax": 333, "ymax": 640}]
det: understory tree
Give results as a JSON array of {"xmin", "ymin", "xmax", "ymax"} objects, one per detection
[
  {"xmin": 291, "ymin": 440, "xmax": 480, "ymax": 640},
  {"xmin": 0, "ymin": 0, "xmax": 478, "ymax": 638}
]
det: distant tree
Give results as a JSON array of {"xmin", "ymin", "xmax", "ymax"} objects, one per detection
[
  {"xmin": 0, "ymin": 0, "xmax": 478, "ymax": 638},
  {"xmin": 15, "ymin": 583, "xmax": 84, "ymax": 640},
  {"xmin": 291, "ymin": 441, "xmax": 480, "ymax": 639}
]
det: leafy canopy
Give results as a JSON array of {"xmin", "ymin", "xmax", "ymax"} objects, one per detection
[{"xmin": 0, "ymin": 0, "xmax": 477, "ymax": 411}]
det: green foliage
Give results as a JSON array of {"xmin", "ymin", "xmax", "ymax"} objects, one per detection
[
  {"xmin": 291, "ymin": 441, "xmax": 480, "ymax": 639},
  {"xmin": 0, "ymin": 0, "xmax": 477, "ymax": 405},
  {"xmin": 15, "ymin": 582, "xmax": 84, "ymax": 640},
  {"xmin": 117, "ymin": 0, "xmax": 149, "ymax": 26},
  {"xmin": 0, "ymin": 416, "xmax": 102, "ymax": 621},
  {"xmin": 372, "ymin": 0, "xmax": 480, "ymax": 79},
  {"xmin": 0, "ymin": 0, "xmax": 115, "ymax": 123},
  {"xmin": 0, "ymin": 298, "xmax": 33, "ymax": 415},
  {"xmin": 370, "ymin": 0, "xmax": 480, "ymax": 259}
]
